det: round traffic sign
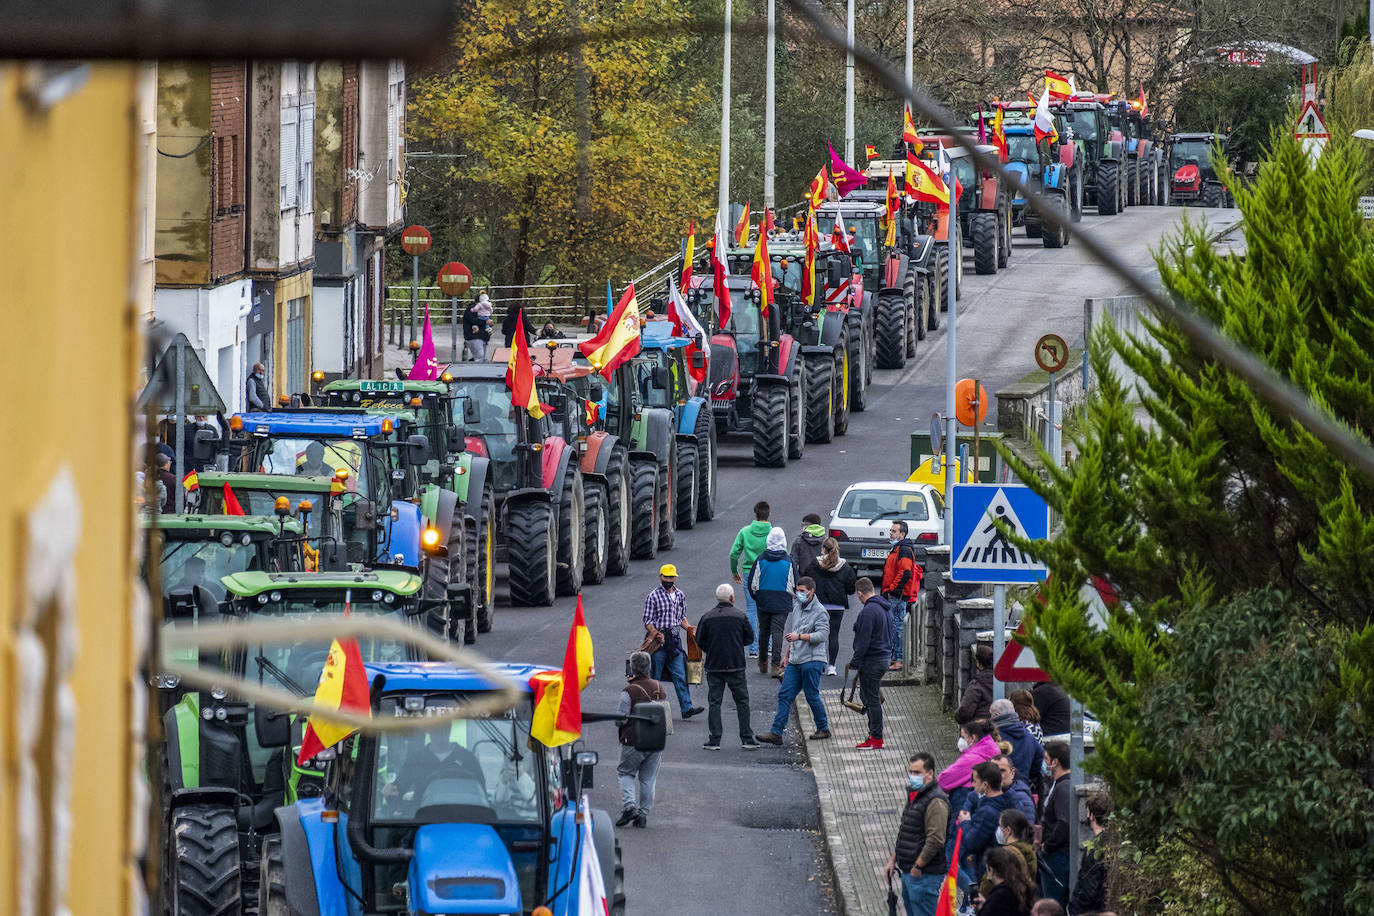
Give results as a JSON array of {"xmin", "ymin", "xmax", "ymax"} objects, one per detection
[
  {"xmin": 955, "ymin": 379, "xmax": 988, "ymax": 427},
  {"xmin": 1035, "ymin": 333, "xmax": 1069, "ymax": 373},
  {"xmin": 438, "ymin": 261, "xmax": 473, "ymax": 297},
  {"xmin": 929, "ymin": 412, "xmax": 943, "ymax": 453},
  {"xmin": 401, "ymin": 225, "xmax": 432, "ymax": 256}
]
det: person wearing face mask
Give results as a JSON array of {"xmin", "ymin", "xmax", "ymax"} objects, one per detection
[
  {"xmin": 1037, "ymin": 741, "xmax": 1073, "ymax": 903},
  {"xmin": 938, "ymin": 719, "xmax": 1001, "ymax": 811},
  {"xmin": 992, "ymin": 754, "xmax": 1038, "ymax": 824},
  {"xmin": 642, "ymin": 564, "xmax": 704, "ymax": 720},
  {"xmin": 880, "ymin": 520, "xmax": 923, "ymax": 671},
  {"xmin": 886, "ymin": 752, "xmax": 949, "ymax": 915},
  {"xmin": 755, "ymin": 577, "xmax": 830, "ymax": 744},
  {"xmin": 955, "ymin": 761, "xmax": 1017, "ymax": 881},
  {"xmin": 980, "ymin": 809, "xmax": 1037, "ymax": 901}
]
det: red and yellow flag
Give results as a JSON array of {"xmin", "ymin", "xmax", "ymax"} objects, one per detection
[
  {"xmin": 902, "ymin": 105, "xmax": 924, "ymax": 155},
  {"xmin": 529, "ymin": 596, "xmax": 595, "ymax": 748},
  {"xmin": 805, "ymin": 165, "xmax": 829, "ymax": 210},
  {"xmin": 934, "ymin": 826, "xmax": 963, "ymax": 916},
  {"xmin": 222, "ymin": 482, "xmax": 246, "ymax": 516},
  {"xmin": 506, "ymin": 311, "xmax": 552, "ymax": 419},
  {"xmin": 884, "ymin": 172, "xmax": 899, "ymax": 246},
  {"xmin": 679, "ymin": 220, "xmax": 695, "ymax": 295},
  {"xmin": 801, "ymin": 208, "xmax": 819, "ymax": 307},
  {"xmin": 733, "ymin": 201, "xmax": 751, "ymax": 245},
  {"xmin": 182, "ymin": 470, "xmax": 199, "ymax": 492},
  {"xmin": 865, "ymin": 144, "xmax": 879, "ymax": 159},
  {"xmin": 750, "ymin": 225, "xmax": 773, "ymax": 319},
  {"xmin": 1045, "ymin": 69, "xmax": 1072, "ymax": 101},
  {"xmin": 296, "ymin": 632, "xmax": 372, "ymax": 765},
  {"xmin": 991, "ymin": 106, "xmax": 1007, "ymax": 159},
  {"xmin": 579, "ymin": 284, "xmax": 642, "ymax": 379},
  {"xmin": 905, "ymin": 153, "xmax": 949, "ymax": 207}
]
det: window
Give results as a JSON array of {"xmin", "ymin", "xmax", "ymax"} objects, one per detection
[
  {"xmin": 298, "ymin": 103, "xmax": 315, "ymax": 213},
  {"xmin": 280, "ymin": 106, "xmax": 299, "ymax": 210}
]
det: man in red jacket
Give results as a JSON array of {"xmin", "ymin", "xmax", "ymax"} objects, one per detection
[{"xmin": 881, "ymin": 521, "xmax": 923, "ymax": 671}]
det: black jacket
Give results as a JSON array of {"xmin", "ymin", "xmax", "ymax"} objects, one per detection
[
  {"xmin": 1040, "ymin": 772, "xmax": 1072, "ymax": 854},
  {"xmin": 851, "ymin": 595, "xmax": 892, "ymax": 663},
  {"xmin": 804, "ymin": 557, "xmax": 857, "ymax": 610},
  {"xmin": 1034, "ymin": 681, "xmax": 1071, "ymax": 736},
  {"xmin": 696, "ymin": 601, "xmax": 755, "ymax": 672},
  {"xmin": 1068, "ymin": 838, "xmax": 1107, "ymax": 914},
  {"xmin": 978, "ymin": 884, "xmax": 1030, "ymax": 916},
  {"xmin": 462, "ymin": 305, "xmax": 492, "ymax": 342},
  {"xmin": 894, "ymin": 783, "xmax": 948, "ymax": 875},
  {"xmin": 501, "ymin": 309, "xmax": 535, "ymax": 346},
  {"xmin": 955, "ymin": 666, "xmax": 994, "ymax": 725}
]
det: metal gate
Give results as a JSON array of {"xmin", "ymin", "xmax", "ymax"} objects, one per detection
[{"xmin": 286, "ymin": 296, "xmax": 306, "ymax": 396}]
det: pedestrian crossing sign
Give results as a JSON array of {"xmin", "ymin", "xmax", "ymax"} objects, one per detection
[{"xmin": 950, "ymin": 484, "xmax": 1048, "ymax": 583}]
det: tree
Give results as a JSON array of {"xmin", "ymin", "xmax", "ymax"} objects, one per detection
[
  {"xmin": 1173, "ymin": 61, "xmax": 1295, "ymax": 161},
  {"xmin": 1009, "ymin": 131, "xmax": 1374, "ymax": 912}
]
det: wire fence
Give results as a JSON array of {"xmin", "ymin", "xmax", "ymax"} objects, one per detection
[{"xmin": 385, "ymin": 282, "xmax": 583, "ymax": 342}]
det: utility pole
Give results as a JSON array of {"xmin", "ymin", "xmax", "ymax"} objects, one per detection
[
  {"xmin": 942, "ymin": 170, "xmax": 958, "ymax": 543},
  {"xmin": 718, "ymin": 0, "xmax": 733, "ymax": 223},
  {"xmin": 844, "ymin": 0, "xmax": 855, "ymax": 165},
  {"xmin": 764, "ymin": 0, "xmax": 775, "ymax": 210},
  {"xmin": 904, "ymin": 0, "xmax": 913, "ymax": 92}
]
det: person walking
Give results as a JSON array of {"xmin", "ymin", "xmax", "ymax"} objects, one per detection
[
  {"xmin": 852, "ymin": 577, "xmax": 892, "ymax": 750},
  {"xmin": 881, "ymin": 520, "xmax": 923, "ymax": 670},
  {"xmin": 246, "ymin": 362, "xmax": 269, "ymax": 411},
  {"xmin": 886, "ymin": 751, "xmax": 949, "ymax": 916},
  {"xmin": 641, "ymin": 564, "xmax": 704, "ymax": 720},
  {"xmin": 695, "ymin": 583, "xmax": 759, "ymax": 750},
  {"xmin": 462, "ymin": 294, "xmax": 493, "ymax": 361},
  {"xmin": 804, "ymin": 537, "xmax": 856, "ymax": 676},
  {"xmin": 616, "ymin": 651, "xmax": 667, "ymax": 828},
  {"xmin": 755, "ymin": 577, "xmax": 830, "ymax": 744},
  {"xmin": 978, "ymin": 846, "xmax": 1037, "ymax": 916},
  {"xmin": 1037, "ymin": 741, "xmax": 1072, "ymax": 903},
  {"xmin": 747, "ymin": 527, "xmax": 795, "ymax": 678},
  {"xmin": 729, "ymin": 501, "xmax": 773, "ymax": 658},
  {"xmin": 1067, "ymin": 792, "xmax": 1112, "ymax": 915},
  {"xmin": 789, "ymin": 512, "xmax": 827, "ymax": 573}
]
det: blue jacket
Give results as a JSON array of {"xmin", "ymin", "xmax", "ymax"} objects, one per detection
[
  {"xmin": 991, "ymin": 712, "xmax": 1044, "ymax": 784},
  {"xmin": 961, "ymin": 777, "xmax": 1036, "ymax": 827},
  {"xmin": 851, "ymin": 595, "xmax": 892, "ymax": 663},
  {"xmin": 959, "ymin": 792, "xmax": 1018, "ymax": 876},
  {"xmin": 748, "ymin": 548, "xmax": 795, "ymax": 615}
]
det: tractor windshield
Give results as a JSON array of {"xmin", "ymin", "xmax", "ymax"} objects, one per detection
[
  {"xmin": 771, "ymin": 256, "xmax": 804, "ymax": 294},
  {"xmin": 1063, "ymin": 110, "xmax": 1098, "ymax": 143},
  {"xmin": 258, "ymin": 438, "xmax": 370, "ymax": 498},
  {"xmin": 246, "ymin": 594, "xmax": 411, "ymax": 696},
  {"xmin": 1006, "ymin": 134, "xmax": 1041, "ymax": 166},
  {"xmin": 821, "ymin": 212, "xmax": 880, "ymax": 278},
  {"xmin": 632, "ymin": 354, "xmax": 673, "ymax": 409},
  {"xmin": 158, "ymin": 537, "xmax": 259, "ymax": 601},
  {"xmin": 202, "ymin": 485, "xmax": 325, "ymax": 537},
  {"xmin": 1170, "ymin": 141, "xmax": 1212, "ymax": 174}
]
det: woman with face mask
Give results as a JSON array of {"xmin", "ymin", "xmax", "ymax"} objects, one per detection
[
  {"xmin": 980, "ymin": 809, "xmax": 1037, "ymax": 902},
  {"xmin": 935, "ymin": 718, "xmax": 1001, "ymax": 863}
]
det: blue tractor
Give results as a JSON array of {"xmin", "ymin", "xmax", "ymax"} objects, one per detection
[
  {"xmin": 263, "ymin": 661, "xmax": 668, "ymax": 915},
  {"xmin": 1002, "ymin": 120, "xmax": 1073, "ymax": 249}
]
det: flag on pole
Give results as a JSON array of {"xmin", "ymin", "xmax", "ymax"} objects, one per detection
[
  {"xmin": 806, "ymin": 165, "xmax": 829, "ymax": 209},
  {"xmin": 905, "ymin": 153, "xmax": 950, "ymax": 207},
  {"xmin": 1045, "ymin": 69, "xmax": 1072, "ymax": 101},
  {"xmin": 576, "ymin": 797, "xmax": 611, "ymax": 915},
  {"xmin": 933, "ymin": 826, "xmax": 963, "ymax": 916},
  {"xmin": 829, "ymin": 209, "xmax": 852, "ymax": 253},
  {"xmin": 407, "ymin": 305, "xmax": 441, "ymax": 381},
  {"xmin": 181, "ymin": 470, "xmax": 199, "ymax": 492},
  {"xmin": 937, "ymin": 143, "xmax": 964, "ymax": 203},
  {"xmin": 733, "ymin": 201, "xmax": 751, "ymax": 245},
  {"xmin": 529, "ymin": 596, "xmax": 595, "ymax": 748},
  {"xmin": 296, "ymin": 596, "xmax": 372, "ymax": 766},
  {"xmin": 679, "ymin": 219, "xmax": 696, "ymax": 295},
  {"xmin": 1138, "ymin": 84, "xmax": 1148, "ymax": 114},
  {"xmin": 506, "ymin": 312, "xmax": 553, "ymax": 418},
  {"xmin": 801, "ymin": 208, "xmax": 819, "ymax": 307},
  {"xmin": 668, "ymin": 280, "xmax": 708, "ymax": 387},
  {"xmin": 1033, "ymin": 87, "xmax": 1059, "ymax": 144},
  {"xmin": 884, "ymin": 172, "xmax": 899, "ymax": 247},
  {"xmin": 977, "ymin": 109, "xmax": 987, "ymax": 145},
  {"xmin": 222, "ymin": 482, "xmax": 246, "ymax": 516},
  {"xmin": 865, "ymin": 144, "xmax": 879, "ymax": 159},
  {"xmin": 605, "ymin": 279, "xmax": 614, "ymax": 316},
  {"xmin": 579, "ymin": 284, "xmax": 642, "ymax": 379},
  {"xmin": 991, "ymin": 106, "xmax": 1008, "ymax": 159},
  {"xmin": 902, "ymin": 105, "xmax": 924, "ymax": 155},
  {"xmin": 827, "ymin": 142, "xmax": 868, "ymax": 197},
  {"xmin": 750, "ymin": 226, "xmax": 773, "ymax": 319},
  {"xmin": 711, "ymin": 210, "xmax": 732, "ymax": 329}
]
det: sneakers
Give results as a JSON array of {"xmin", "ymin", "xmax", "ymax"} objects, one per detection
[
  {"xmin": 702, "ymin": 738, "xmax": 721, "ymax": 750},
  {"xmin": 741, "ymin": 737, "xmax": 761, "ymax": 750},
  {"xmin": 748, "ymin": 649, "xmax": 759, "ymax": 658},
  {"xmin": 809, "ymin": 729, "xmax": 832, "ymax": 740},
  {"xmin": 855, "ymin": 736, "xmax": 884, "ymax": 750},
  {"xmin": 683, "ymin": 706, "xmax": 705, "ymax": 719},
  {"xmin": 615, "ymin": 808, "xmax": 638, "ymax": 826},
  {"xmin": 824, "ymin": 665, "xmax": 838, "ymax": 676},
  {"xmin": 755, "ymin": 732, "xmax": 783, "ymax": 745},
  {"xmin": 633, "ymin": 812, "xmax": 647, "ymax": 828}
]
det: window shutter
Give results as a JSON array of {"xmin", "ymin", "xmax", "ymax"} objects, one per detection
[
  {"xmin": 299, "ymin": 103, "xmax": 314, "ymax": 214},
  {"xmin": 280, "ymin": 105, "xmax": 298, "ymax": 210}
]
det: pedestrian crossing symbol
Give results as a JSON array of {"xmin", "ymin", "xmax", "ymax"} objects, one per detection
[{"xmin": 950, "ymin": 484, "xmax": 1048, "ymax": 583}]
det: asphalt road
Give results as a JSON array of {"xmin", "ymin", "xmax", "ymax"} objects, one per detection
[{"xmin": 475, "ymin": 203, "xmax": 1242, "ymax": 915}]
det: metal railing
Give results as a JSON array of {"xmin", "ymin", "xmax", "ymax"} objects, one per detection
[{"xmin": 384, "ymin": 283, "xmax": 581, "ymax": 343}]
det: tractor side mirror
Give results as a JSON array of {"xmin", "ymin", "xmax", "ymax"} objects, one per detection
[
  {"xmin": 463, "ymin": 398, "xmax": 480, "ymax": 425},
  {"xmin": 631, "ymin": 704, "xmax": 667, "ymax": 753},
  {"xmin": 446, "ymin": 425, "xmax": 464, "ymax": 454},
  {"xmin": 354, "ymin": 499, "xmax": 376, "ymax": 531},
  {"xmin": 650, "ymin": 366, "xmax": 671, "ymax": 390},
  {"xmin": 254, "ymin": 704, "xmax": 291, "ymax": 749},
  {"xmin": 691, "ymin": 350, "xmax": 705, "ymax": 370},
  {"xmin": 826, "ymin": 260, "xmax": 843, "ymax": 290},
  {"xmin": 588, "ymin": 382, "xmax": 604, "ymax": 401},
  {"xmin": 405, "ymin": 434, "xmax": 429, "ymax": 466},
  {"xmin": 192, "ymin": 428, "xmax": 221, "ymax": 461}
]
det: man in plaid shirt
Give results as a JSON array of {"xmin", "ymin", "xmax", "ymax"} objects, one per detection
[{"xmin": 643, "ymin": 563, "xmax": 704, "ymax": 719}]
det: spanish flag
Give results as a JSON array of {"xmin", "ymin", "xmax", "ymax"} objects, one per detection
[
  {"xmin": 1045, "ymin": 69, "xmax": 1072, "ymax": 101},
  {"xmin": 991, "ymin": 106, "xmax": 1008, "ymax": 159},
  {"xmin": 750, "ymin": 224, "xmax": 773, "ymax": 319},
  {"xmin": 296, "ymin": 628, "xmax": 372, "ymax": 765},
  {"xmin": 933, "ymin": 826, "xmax": 963, "ymax": 916},
  {"xmin": 181, "ymin": 470, "xmax": 199, "ymax": 492},
  {"xmin": 801, "ymin": 208, "xmax": 819, "ymax": 307},
  {"xmin": 222, "ymin": 482, "xmax": 246, "ymax": 516},
  {"xmin": 902, "ymin": 105, "xmax": 924, "ymax": 156},
  {"xmin": 805, "ymin": 165, "xmax": 829, "ymax": 209},
  {"xmin": 905, "ymin": 153, "xmax": 949, "ymax": 207},
  {"xmin": 884, "ymin": 172, "xmax": 899, "ymax": 247},
  {"xmin": 579, "ymin": 284, "xmax": 642, "ymax": 379},
  {"xmin": 733, "ymin": 201, "xmax": 751, "ymax": 246},
  {"xmin": 529, "ymin": 596, "xmax": 595, "ymax": 748},
  {"xmin": 506, "ymin": 311, "xmax": 552, "ymax": 418},
  {"xmin": 865, "ymin": 144, "xmax": 879, "ymax": 159},
  {"xmin": 679, "ymin": 219, "xmax": 695, "ymax": 295}
]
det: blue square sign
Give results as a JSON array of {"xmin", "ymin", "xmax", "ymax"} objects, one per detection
[{"xmin": 950, "ymin": 483, "xmax": 1049, "ymax": 583}]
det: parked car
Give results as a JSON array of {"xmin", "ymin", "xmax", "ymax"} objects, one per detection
[{"xmin": 826, "ymin": 481, "xmax": 944, "ymax": 575}]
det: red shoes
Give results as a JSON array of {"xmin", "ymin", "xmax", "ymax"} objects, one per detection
[{"xmin": 855, "ymin": 736, "xmax": 884, "ymax": 750}]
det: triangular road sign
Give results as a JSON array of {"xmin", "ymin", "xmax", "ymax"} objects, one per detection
[
  {"xmin": 955, "ymin": 487, "xmax": 1039, "ymax": 570},
  {"xmin": 994, "ymin": 621, "xmax": 1049, "ymax": 682},
  {"xmin": 1294, "ymin": 99, "xmax": 1329, "ymax": 139},
  {"xmin": 136, "ymin": 333, "xmax": 227, "ymax": 415}
]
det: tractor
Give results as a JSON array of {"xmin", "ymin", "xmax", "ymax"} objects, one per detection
[
  {"xmin": 1002, "ymin": 119, "xmax": 1075, "ymax": 248},
  {"xmin": 262, "ymin": 659, "xmax": 670, "ymax": 916},
  {"xmin": 192, "ymin": 471, "xmax": 344, "ymax": 566},
  {"xmin": 686, "ymin": 271, "xmax": 807, "ymax": 468},
  {"xmin": 1106, "ymin": 99, "xmax": 1159, "ymax": 208},
  {"xmin": 989, "ymin": 101, "xmax": 1084, "ymax": 224},
  {"xmin": 902, "ymin": 142, "xmax": 967, "ymax": 305},
  {"xmin": 1051, "ymin": 94, "xmax": 1125, "ymax": 216},
  {"xmin": 858, "ymin": 158, "xmax": 947, "ymax": 339},
  {"xmin": 915, "ymin": 134, "xmax": 1012, "ymax": 277},
  {"xmin": 1166, "ymin": 132, "xmax": 1233, "ymax": 208},
  {"xmin": 155, "ymin": 568, "xmax": 444, "ymax": 916}
]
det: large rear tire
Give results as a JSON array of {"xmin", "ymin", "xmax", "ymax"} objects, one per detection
[
  {"xmin": 605, "ymin": 446, "xmax": 632, "ymax": 576},
  {"xmin": 902, "ymin": 270, "xmax": 919, "ymax": 358},
  {"xmin": 1097, "ymin": 163, "xmax": 1119, "ymax": 216},
  {"xmin": 751, "ymin": 385, "xmax": 788, "ymax": 468},
  {"xmin": 582, "ymin": 480, "xmax": 608, "ymax": 586},
  {"xmin": 1041, "ymin": 195, "xmax": 1067, "ymax": 249},
  {"xmin": 508, "ymin": 499, "xmax": 556, "ymax": 606},
  {"xmin": 1126, "ymin": 160, "xmax": 1139, "ymax": 207},
  {"xmin": 846, "ymin": 316, "xmax": 867, "ymax": 413},
  {"xmin": 656, "ymin": 448, "xmax": 676, "ymax": 552},
  {"xmin": 971, "ymin": 212, "xmax": 998, "ymax": 275},
  {"xmin": 475, "ymin": 485, "xmax": 496, "ymax": 631},
  {"xmin": 874, "ymin": 292, "xmax": 906, "ymax": 370},
  {"xmin": 628, "ymin": 459, "xmax": 659, "ymax": 559},
  {"xmin": 1203, "ymin": 183, "xmax": 1222, "ymax": 208},
  {"xmin": 555, "ymin": 467, "xmax": 585, "ymax": 597},
  {"xmin": 804, "ymin": 354, "xmax": 835, "ymax": 443},
  {"xmin": 611, "ymin": 838, "xmax": 627, "ymax": 916},
  {"xmin": 259, "ymin": 835, "xmax": 288, "ymax": 916},
  {"xmin": 674, "ymin": 440, "xmax": 698, "ymax": 530},
  {"xmin": 1025, "ymin": 220, "xmax": 1042, "ymax": 239},
  {"xmin": 928, "ymin": 252, "xmax": 943, "ymax": 328},
  {"xmin": 694, "ymin": 409, "xmax": 717, "ymax": 522},
  {"xmin": 169, "ymin": 804, "xmax": 241, "ymax": 916},
  {"xmin": 997, "ymin": 208, "xmax": 1011, "ymax": 268},
  {"xmin": 787, "ymin": 363, "xmax": 806, "ymax": 461}
]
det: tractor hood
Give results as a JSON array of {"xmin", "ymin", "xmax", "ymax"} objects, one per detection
[
  {"xmin": 408, "ymin": 823, "xmax": 521, "ymax": 914},
  {"xmin": 1172, "ymin": 163, "xmax": 1200, "ymax": 189},
  {"xmin": 1004, "ymin": 160, "xmax": 1030, "ymax": 198}
]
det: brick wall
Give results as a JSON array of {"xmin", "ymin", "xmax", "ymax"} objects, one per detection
[
  {"xmin": 210, "ymin": 61, "xmax": 247, "ymax": 282},
  {"xmin": 341, "ymin": 62, "xmax": 359, "ymax": 227}
]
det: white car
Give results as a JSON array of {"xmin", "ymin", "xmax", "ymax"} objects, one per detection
[{"xmin": 827, "ymin": 481, "xmax": 945, "ymax": 575}]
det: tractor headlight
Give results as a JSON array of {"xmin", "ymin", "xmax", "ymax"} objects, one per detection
[
  {"xmin": 151, "ymin": 674, "xmax": 180, "ymax": 690},
  {"xmin": 210, "ymin": 686, "xmax": 228, "ymax": 701},
  {"xmin": 371, "ymin": 590, "xmax": 384, "ymax": 602},
  {"xmin": 220, "ymin": 532, "xmax": 234, "ymax": 547},
  {"xmin": 269, "ymin": 591, "xmax": 282, "ymax": 603},
  {"xmin": 241, "ymin": 533, "xmax": 252, "ymax": 546},
  {"xmin": 352, "ymin": 391, "xmax": 361, "ymax": 403},
  {"xmin": 383, "ymin": 593, "xmax": 396, "ymax": 605},
  {"xmin": 202, "ymin": 708, "xmax": 214, "ymax": 721},
  {"xmin": 215, "ymin": 707, "xmax": 228, "ymax": 721},
  {"xmin": 257, "ymin": 593, "xmax": 269, "ymax": 605}
]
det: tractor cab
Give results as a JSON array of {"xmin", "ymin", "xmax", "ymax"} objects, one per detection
[
  {"xmin": 1167, "ymin": 132, "xmax": 1231, "ymax": 206},
  {"xmin": 147, "ymin": 514, "xmax": 305, "ymax": 607},
  {"xmin": 320, "ymin": 378, "xmax": 468, "ymax": 478},
  {"xmin": 192, "ymin": 471, "xmax": 340, "ymax": 549}
]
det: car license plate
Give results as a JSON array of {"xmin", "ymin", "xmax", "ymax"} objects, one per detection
[{"xmin": 861, "ymin": 548, "xmax": 887, "ymax": 559}]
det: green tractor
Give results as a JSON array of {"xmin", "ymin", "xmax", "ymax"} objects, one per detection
[
  {"xmin": 1052, "ymin": 94, "xmax": 1126, "ymax": 216},
  {"xmin": 192, "ymin": 471, "xmax": 345, "ymax": 565}
]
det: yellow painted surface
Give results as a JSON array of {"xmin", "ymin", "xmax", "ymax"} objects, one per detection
[
  {"xmin": 154, "ymin": 61, "xmax": 212, "ymax": 285},
  {"xmin": 0, "ymin": 63, "xmax": 144, "ymax": 916},
  {"xmin": 273, "ymin": 269, "xmax": 314, "ymax": 396}
]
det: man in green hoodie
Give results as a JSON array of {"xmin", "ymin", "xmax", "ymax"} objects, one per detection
[{"xmin": 730, "ymin": 501, "xmax": 772, "ymax": 658}]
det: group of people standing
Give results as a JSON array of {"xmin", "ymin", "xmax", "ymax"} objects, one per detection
[{"xmin": 460, "ymin": 292, "xmax": 576, "ymax": 361}]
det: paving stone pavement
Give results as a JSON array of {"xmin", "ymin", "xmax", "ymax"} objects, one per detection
[{"xmin": 794, "ymin": 682, "xmax": 960, "ymax": 916}]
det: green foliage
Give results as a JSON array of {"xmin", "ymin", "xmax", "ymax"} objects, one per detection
[
  {"xmin": 1173, "ymin": 62, "xmax": 1296, "ymax": 162},
  {"xmin": 1004, "ymin": 129, "xmax": 1374, "ymax": 912}
]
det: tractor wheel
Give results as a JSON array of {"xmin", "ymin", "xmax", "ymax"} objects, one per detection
[
  {"xmin": 915, "ymin": 272, "xmax": 929, "ymax": 340},
  {"xmin": 611, "ymin": 837, "xmax": 627, "ymax": 916},
  {"xmin": 554, "ymin": 467, "xmax": 585, "ymax": 597},
  {"xmin": 656, "ymin": 448, "xmax": 676, "ymax": 552},
  {"xmin": 169, "ymin": 804, "xmax": 241, "ymax": 916},
  {"xmin": 1025, "ymin": 220, "xmax": 1042, "ymax": 239},
  {"xmin": 846, "ymin": 315, "xmax": 867, "ymax": 413},
  {"xmin": 874, "ymin": 292, "xmax": 906, "ymax": 370},
  {"xmin": 1070, "ymin": 168, "xmax": 1084, "ymax": 222},
  {"xmin": 475, "ymin": 485, "xmax": 497, "ymax": 631},
  {"xmin": 832, "ymin": 349, "xmax": 850, "ymax": 437},
  {"xmin": 997, "ymin": 209, "xmax": 1011, "ymax": 268},
  {"xmin": 259, "ymin": 835, "xmax": 288, "ymax": 916},
  {"xmin": 787, "ymin": 365, "xmax": 806, "ymax": 461},
  {"xmin": 928, "ymin": 253, "xmax": 943, "ymax": 328},
  {"xmin": 582, "ymin": 480, "xmax": 608, "ymax": 586},
  {"xmin": 1097, "ymin": 163, "xmax": 1119, "ymax": 216},
  {"xmin": 804, "ymin": 354, "xmax": 835, "ymax": 443},
  {"xmin": 694, "ymin": 408, "xmax": 717, "ymax": 522},
  {"xmin": 971, "ymin": 212, "xmax": 999, "ymax": 275},
  {"xmin": 628, "ymin": 459, "xmax": 659, "ymax": 559},
  {"xmin": 675, "ymin": 439, "xmax": 698, "ymax": 530},
  {"xmin": 902, "ymin": 270, "xmax": 919, "ymax": 357},
  {"xmin": 751, "ymin": 384, "xmax": 789, "ymax": 468},
  {"xmin": 605, "ymin": 446, "xmax": 632, "ymax": 576},
  {"xmin": 1126, "ymin": 160, "xmax": 1139, "ymax": 206},
  {"xmin": 1041, "ymin": 195, "xmax": 1067, "ymax": 249},
  {"xmin": 507, "ymin": 499, "xmax": 556, "ymax": 606},
  {"xmin": 1203, "ymin": 183, "xmax": 1222, "ymax": 208},
  {"xmin": 863, "ymin": 308, "xmax": 876, "ymax": 385}
]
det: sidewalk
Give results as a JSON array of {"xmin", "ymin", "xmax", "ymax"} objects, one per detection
[{"xmin": 796, "ymin": 682, "xmax": 959, "ymax": 915}]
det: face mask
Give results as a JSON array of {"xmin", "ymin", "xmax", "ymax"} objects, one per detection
[
  {"xmin": 890, "ymin": 537, "xmax": 901, "ymax": 546},
  {"xmin": 957, "ymin": 736, "xmax": 969, "ymax": 752},
  {"xmin": 995, "ymin": 827, "xmax": 1008, "ymax": 845},
  {"xmin": 908, "ymin": 773, "xmax": 924, "ymax": 791}
]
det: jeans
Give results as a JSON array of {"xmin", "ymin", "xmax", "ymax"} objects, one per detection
[
  {"xmin": 825, "ymin": 607, "xmax": 845, "ymax": 665},
  {"xmin": 770, "ymin": 660, "xmax": 829, "ymax": 734},
  {"xmin": 616, "ymin": 747, "xmax": 662, "ymax": 815},
  {"xmin": 463, "ymin": 338, "xmax": 486, "ymax": 362},
  {"xmin": 888, "ymin": 596, "xmax": 909, "ymax": 662},
  {"xmin": 743, "ymin": 580, "xmax": 758, "ymax": 654},
  {"xmin": 758, "ymin": 611, "xmax": 786, "ymax": 668},
  {"xmin": 706, "ymin": 670, "xmax": 753, "ymax": 742},
  {"xmin": 900, "ymin": 871, "xmax": 944, "ymax": 916},
  {"xmin": 1038, "ymin": 848, "xmax": 1069, "ymax": 903},
  {"xmin": 858, "ymin": 658, "xmax": 887, "ymax": 739},
  {"xmin": 650, "ymin": 647, "xmax": 693, "ymax": 715}
]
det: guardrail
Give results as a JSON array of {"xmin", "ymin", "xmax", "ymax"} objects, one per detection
[{"xmin": 384, "ymin": 283, "xmax": 582, "ymax": 343}]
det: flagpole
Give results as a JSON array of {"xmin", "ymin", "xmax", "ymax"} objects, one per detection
[
  {"xmin": 904, "ymin": 0, "xmax": 913, "ymax": 93},
  {"xmin": 764, "ymin": 0, "xmax": 775, "ymax": 211},
  {"xmin": 719, "ymin": 0, "xmax": 732, "ymax": 223},
  {"xmin": 844, "ymin": 0, "xmax": 855, "ymax": 165},
  {"xmin": 942, "ymin": 159, "xmax": 958, "ymax": 544}
]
